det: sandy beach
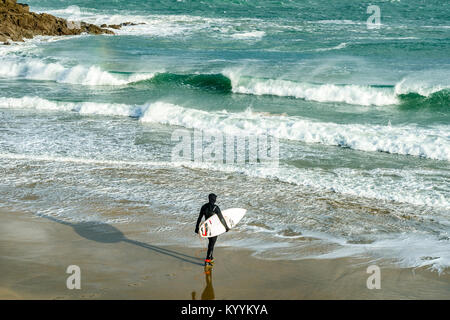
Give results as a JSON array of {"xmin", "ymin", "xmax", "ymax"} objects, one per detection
[{"xmin": 1, "ymin": 208, "xmax": 448, "ymax": 300}]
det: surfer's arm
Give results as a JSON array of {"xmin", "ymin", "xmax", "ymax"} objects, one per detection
[
  {"xmin": 215, "ymin": 207, "xmax": 230, "ymax": 232},
  {"xmin": 195, "ymin": 206, "xmax": 205, "ymax": 233}
]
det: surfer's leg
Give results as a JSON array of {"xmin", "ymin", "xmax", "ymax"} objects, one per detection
[{"xmin": 206, "ymin": 236, "xmax": 217, "ymax": 260}]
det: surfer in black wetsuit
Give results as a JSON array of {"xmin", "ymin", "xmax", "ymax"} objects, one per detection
[{"xmin": 195, "ymin": 193, "xmax": 229, "ymax": 266}]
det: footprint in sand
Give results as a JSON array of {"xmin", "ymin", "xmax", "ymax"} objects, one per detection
[{"xmin": 128, "ymin": 282, "xmax": 142, "ymax": 287}]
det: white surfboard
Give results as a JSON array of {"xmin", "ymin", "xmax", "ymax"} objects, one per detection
[{"xmin": 199, "ymin": 208, "xmax": 247, "ymax": 238}]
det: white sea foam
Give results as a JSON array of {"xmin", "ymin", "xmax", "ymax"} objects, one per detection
[
  {"xmin": 313, "ymin": 42, "xmax": 348, "ymax": 52},
  {"xmin": 36, "ymin": 6, "xmax": 272, "ymax": 39},
  {"xmin": 0, "ymin": 152, "xmax": 166, "ymax": 168},
  {"xmin": 224, "ymin": 70, "xmax": 398, "ymax": 106},
  {"xmin": 226, "ymin": 228, "xmax": 450, "ymax": 273},
  {"xmin": 140, "ymin": 102, "xmax": 450, "ymax": 161},
  {"xmin": 38, "ymin": 7, "xmax": 232, "ymax": 37},
  {"xmin": 313, "ymin": 20, "xmax": 362, "ymax": 25},
  {"xmin": 1, "ymin": 148, "xmax": 448, "ymax": 210},
  {"xmin": 230, "ymin": 31, "xmax": 266, "ymax": 40},
  {"xmin": 0, "ymin": 58, "xmax": 154, "ymax": 86},
  {"xmin": 301, "ymin": 233, "xmax": 450, "ymax": 274},
  {"xmin": 0, "ymin": 41, "xmax": 38, "ymax": 56},
  {"xmin": 0, "ymin": 96, "xmax": 144, "ymax": 116}
]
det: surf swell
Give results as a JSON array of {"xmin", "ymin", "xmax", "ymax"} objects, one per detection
[
  {"xmin": 142, "ymin": 71, "xmax": 450, "ymax": 107},
  {"xmin": 2, "ymin": 55, "xmax": 449, "ymax": 108}
]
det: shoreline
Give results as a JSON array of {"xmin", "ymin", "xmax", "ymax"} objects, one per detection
[{"xmin": 1, "ymin": 208, "xmax": 449, "ymax": 300}]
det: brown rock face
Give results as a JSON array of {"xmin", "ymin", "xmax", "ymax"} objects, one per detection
[{"xmin": 0, "ymin": 0, "xmax": 114, "ymax": 43}]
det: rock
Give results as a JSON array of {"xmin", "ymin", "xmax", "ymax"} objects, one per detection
[
  {"xmin": 121, "ymin": 21, "xmax": 146, "ymax": 26},
  {"xmin": 103, "ymin": 21, "xmax": 147, "ymax": 31},
  {"xmin": 120, "ymin": 22, "xmax": 142, "ymax": 26},
  {"xmin": 16, "ymin": 2, "xmax": 28, "ymax": 12},
  {"xmin": 0, "ymin": 0, "xmax": 114, "ymax": 43},
  {"xmin": 107, "ymin": 24, "xmax": 121, "ymax": 30}
]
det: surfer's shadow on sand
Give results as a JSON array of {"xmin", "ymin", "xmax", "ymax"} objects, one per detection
[{"xmin": 40, "ymin": 215, "xmax": 204, "ymax": 266}]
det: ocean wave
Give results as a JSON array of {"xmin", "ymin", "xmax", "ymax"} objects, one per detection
[
  {"xmin": 224, "ymin": 70, "xmax": 399, "ymax": 106},
  {"xmin": 135, "ymin": 70, "xmax": 449, "ymax": 107},
  {"xmin": 0, "ymin": 58, "xmax": 154, "ymax": 86},
  {"xmin": 139, "ymin": 102, "xmax": 450, "ymax": 161},
  {"xmin": 1, "ymin": 96, "xmax": 449, "ymax": 161},
  {"xmin": 394, "ymin": 71, "xmax": 450, "ymax": 110},
  {"xmin": 395, "ymin": 78, "xmax": 450, "ymax": 97},
  {"xmin": 138, "ymin": 72, "xmax": 232, "ymax": 91},
  {"xmin": 2, "ymin": 58, "xmax": 449, "ymax": 109},
  {"xmin": 225, "ymin": 70, "xmax": 450, "ymax": 107},
  {"xmin": 398, "ymin": 90, "xmax": 450, "ymax": 111},
  {"xmin": 0, "ymin": 96, "xmax": 144, "ymax": 117}
]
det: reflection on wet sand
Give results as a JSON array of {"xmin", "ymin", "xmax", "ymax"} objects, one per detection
[{"xmin": 191, "ymin": 268, "xmax": 215, "ymax": 300}]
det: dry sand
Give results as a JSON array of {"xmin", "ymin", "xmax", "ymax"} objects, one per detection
[{"xmin": 0, "ymin": 208, "xmax": 449, "ymax": 299}]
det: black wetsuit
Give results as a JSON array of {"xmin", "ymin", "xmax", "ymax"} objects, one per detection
[{"xmin": 195, "ymin": 202, "xmax": 229, "ymax": 260}]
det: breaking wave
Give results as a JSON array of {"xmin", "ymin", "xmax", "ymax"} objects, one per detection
[{"xmin": 1, "ymin": 96, "xmax": 449, "ymax": 161}]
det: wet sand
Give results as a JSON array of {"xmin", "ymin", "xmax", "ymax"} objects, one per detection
[{"xmin": 0, "ymin": 208, "xmax": 449, "ymax": 300}]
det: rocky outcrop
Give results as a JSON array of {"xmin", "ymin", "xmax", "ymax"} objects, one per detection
[{"xmin": 0, "ymin": 0, "xmax": 114, "ymax": 44}]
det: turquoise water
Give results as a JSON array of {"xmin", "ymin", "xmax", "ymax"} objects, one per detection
[{"xmin": 0, "ymin": 0, "xmax": 449, "ymax": 271}]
